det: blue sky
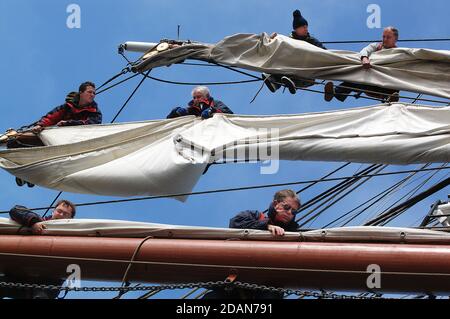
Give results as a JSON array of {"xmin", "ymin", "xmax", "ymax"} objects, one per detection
[{"xmin": 0, "ymin": 0, "xmax": 449, "ymax": 299}]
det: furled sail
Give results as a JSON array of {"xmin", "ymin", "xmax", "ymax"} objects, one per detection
[
  {"xmin": 128, "ymin": 33, "xmax": 450, "ymax": 99},
  {"xmin": 1, "ymin": 103, "xmax": 450, "ymax": 198}
]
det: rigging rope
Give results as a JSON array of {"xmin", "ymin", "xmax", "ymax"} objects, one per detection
[
  {"xmin": 377, "ymin": 163, "xmax": 447, "ymax": 226},
  {"xmin": 179, "ymin": 59, "xmax": 450, "ymax": 104},
  {"xmin": 323, "ymin": 164, "xmax": 432, "ymax": 228},
  {"xmin": 142, "ymin": 73, "xmax": 260, "ymax": 86},
  {"xmin": 296, "ymin": 164, "xmax": 385, "ymax": 225},
  {"xmin": 0, "ymin": 251, "xmax": 449, "ymax": 278},
  {"xmin": 3, "ymin": 166, "xmax": 450, "ymax": 214},
  {"xmin": 260, "ymin": 162, "xmax": 352, "ymax": 215},
  {"xmin": 363, "ymin": 176, "xmax": 450, "ymax": 226},
  {"xmin": 322, "ymin": 38, "xmax": 450, "ymax": 44},
  {"xmin": 300, "ymin": 165, "xmax": 388, "ymax": 228},
  {"xmin": 356, "ymin": 95, "xmax": 447, "ymax": 227},
  {"xmin": 295, "ymin": 164, "xmax": 382, "ymax": 223}
]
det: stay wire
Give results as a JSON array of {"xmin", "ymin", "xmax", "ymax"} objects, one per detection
[
  {"xmin": 357, "ymin": 94, "xmax": 424, "ymax": 224},
  {"xmin": 363, "ymin": 176, "xmax": 450, "ymax": 226},
  {"xmin": 347, "ymin": 164, "xmax": 434, "ymax": 227},
  {"xmin": 378, "ymin": 164, "xmax": 445, "ymax": 226},
  {"xmin": 4, "ymin": 166, "xmax": 450, "ymax": 215},
  {"xmin": 96, "ymin": 67, "xmax": 131, "ymax": 91},
  {"xmin": 379, "ymin": 164, "xmax": 448, "ymax": 226},
  {"xmin": 327, "ymin": 163, "xmax": 431, "ymax": 228},
  {"xmin": 183, "ymin": 60, "xmax": 449, "ymax": 105},
  {"xmin": 301, "ymin": 165, "xmax": 388, "ymax": 228},
  {"xmin": 116, "ymin": 235, "xmax": 154, "ymax": 299},
  {"xmin": 359, "ymin": 94, "xmax": 439, "ymax": 226},
  {"xmin": 295, "ymin": 164, "xmax": 382, "ymax": 223},
  {"xmin": 322, "ymin": 38, "xmax": 450, "ymax": 44},
  {"xmin": 142, "ymin": 73, "xmax": 260, "ymax": 86},
  {"xmin": 111, "ymin": 69, "xmax": 151, "ymax": 123},
  {"xmin": 296, "ymin": 164, "xmax": 384, "ymax": 225},
  {"xmin": 96, "ymin": 73, "xmax": 140, "ymax": 95},
  {"xmin": 324, "ymin": 178, "xmax": 413, "ymax": 228},
  {"xmin": 260, "ymin": 162, "xmax": 352, "ymax": 215}
]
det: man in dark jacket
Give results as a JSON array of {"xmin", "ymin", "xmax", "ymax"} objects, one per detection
[
  {"xmin": 230, "ymin": 189, "xmax": 301, "ymax": 236},
  {"xmin": 264, "ymin": 10, "xmax": 326, "ymax": 94},
  {"xmin": 0, "ymin": 200, "xmax": 76, "ymax": 299},
  {"xmin": 167, "ymin": 86, "xmax": 233, "ymax": 119},
  {"xmin": 31, "ymin": 81, "xmax": 102, "ymax": 133},
  {"xmin": 9, "ymin": 199, "xmax": 76, "ymax": 234},
  {"xmin": 203, "ymin": 190, "xmax": 301, "ymax": 299}
]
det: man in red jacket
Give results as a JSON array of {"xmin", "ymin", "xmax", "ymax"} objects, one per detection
[
  {"xmin": 12, "ymin": 82, "xmax": 101, "ymax": 187},
  {"xmin": 31, "ymin": 81, "xmax": 102, "ymax": 133}
]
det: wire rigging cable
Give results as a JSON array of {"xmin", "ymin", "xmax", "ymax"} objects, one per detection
[{"xmin": 3, "ymin": 166, "xmax": 450, "ymax": 214}]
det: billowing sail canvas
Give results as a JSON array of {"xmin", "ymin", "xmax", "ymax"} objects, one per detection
[
  {"xmin": 1, "ymin": 103, "xmax": 450, "ymax": 198},
  {"xmin": 130, "ymin": 33, "xmax": 450, "ymax": 99}
]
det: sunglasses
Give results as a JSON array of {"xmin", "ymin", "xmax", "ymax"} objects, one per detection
[{"xmin": 280, "ymin": 203, "xmax": 300, "ymax": 215}]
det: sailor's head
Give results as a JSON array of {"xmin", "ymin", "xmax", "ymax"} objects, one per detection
[
  {"xmin": 269, "ymin": 189, "xmax": 301, "ymax": 225},
  {"xmin": 292, "ymin": 10, "xmax": 308, "ymax": 37},
  {"xmin": 191, "ymin": 86, "xmax": 210, "ymax": 102},
  {"xmin": 78, "ymin": 81, "xmax": 96, "ymax": 105},
  {"xmin": 52, "ymin": 199, "xmax": 76, "ymax": 220},
  {"xmin": 382, "ymin": 26, "xmax": 399, "ymax": 49}
]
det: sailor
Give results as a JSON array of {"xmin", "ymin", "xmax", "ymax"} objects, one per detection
[
  {"xmin": 324, "ymin": 27, "xmax": 400, "ymax": 103},
  {"xmin": 166, "ymin": 86, "xmax": 233, "ymax": 119},
  {"xmin": 0, "ymin": 200, "xmax": 75, "ymax": 299},
  {"xmin": 203, "ymin": 190, "xmax": 300, "ymax": 299},
  {"xmin": 11, "ymin": 82, "xmax": 101, "ymax": 187},
  {"xmin": 229, "ymin": 189, "xmax": 301, "ymax": 237},
  {"xmin": 264, "ymin": 9, "xmax": 327, "ymax": 94},
  {"xmin": 9, "ymin": 199, "xmax": 76, "ymax": 235},
  {"xmin": 30, "ymin": 81, "xmax": 102, "ymax": 134}
]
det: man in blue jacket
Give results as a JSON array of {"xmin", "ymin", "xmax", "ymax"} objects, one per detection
[
  {"xmin": 9, "ymin": 199, "xmax": 76, "ymax": 234},
  {"xmin": 0, "ymin": 200, "xmax": 77, "ymax": 299},
  {"xmin": 203, "ymin": 190, "xmax": 301, "ymax": 299},
  {"xmin": 166, "ymin": 86, "xmax": 233, "ymax": 119},
  {"xmin": 229, "ymin": 189, "xmax": 301, "ymax": 236},
  {"xmin": 264, "ymin": 10, "xmax": 327, "ymax": 94}
]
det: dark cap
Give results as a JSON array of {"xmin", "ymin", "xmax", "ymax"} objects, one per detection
[{"xmin": 293, "ymin": 9, "xmax": 308, "ymax": 29}]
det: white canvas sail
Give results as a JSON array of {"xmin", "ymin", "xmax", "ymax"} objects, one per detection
[
  {"xmin": 129, "ymin": 33, "xmax": 450, "ymax": 99},
  {"xmin": 1, "ymin": 103, "xmax": 450, "ymax": 198}
]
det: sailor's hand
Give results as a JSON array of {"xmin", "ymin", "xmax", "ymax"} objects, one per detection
[
  {"xmin": 270, "ymin": 32, "xmax": 278, "ymax": 39},
  {"xmin": 57, "ymin": 121, "xmax": 68, "ymax": 126},
  {"xmin": 201, "ymin": 108, "xmax": 216, "ymax": 119},
  {"xmin": 31, "ymin": 222, "xmax": 47, "ymax": 235},
  {"xmin": 268, "ymin": 224, "xmax": 285, "ymax": 237},
  {"xmin": 361, "ymin": 56, "xmax": 371, "ymax": 69},
  {"xmin": 31, "ymin": 125, "xmax": 44, "ymax": 134}
]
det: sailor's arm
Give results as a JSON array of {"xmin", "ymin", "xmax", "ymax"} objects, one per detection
[
  {"xmin": 359, "ymin": 43, "xmax": 379, "ymax": 69},
  {"xmin": 9, "ymin": 205, "xmax": 43, "ymax": 228}
]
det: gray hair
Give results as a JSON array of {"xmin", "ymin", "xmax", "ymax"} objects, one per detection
[
  {"xmin": 384, "ymin": 26, "xmax": 399, "ymax": 40},
  {"xmin": 191, "ymin": 86, "xmax": 210, "ymax": 98}
]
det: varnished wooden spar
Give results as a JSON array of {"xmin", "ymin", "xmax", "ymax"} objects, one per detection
[{"xmin": 1, "ymin": 235, "xmax": 450, "ymax": 294}]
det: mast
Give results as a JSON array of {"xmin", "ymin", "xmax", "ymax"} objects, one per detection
[{"xmin": 1, "ymin": 235, "xmax": 450, "ymax": 294}]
